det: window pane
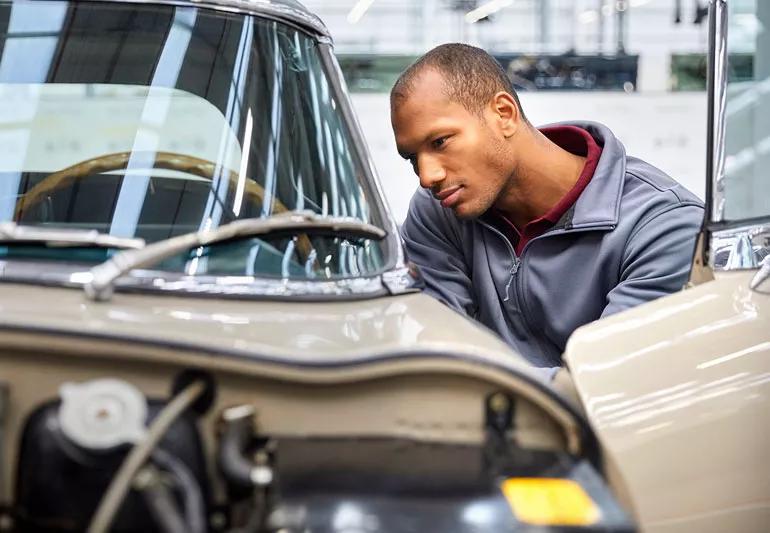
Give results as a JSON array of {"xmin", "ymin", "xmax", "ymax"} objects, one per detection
[
  {"xmin": 0, "ymin": 0, "xmax": 386, "ymax": 279},
  {"xmin": 723, "ymin": 0, "xmax": 770, "ymax": 221}
]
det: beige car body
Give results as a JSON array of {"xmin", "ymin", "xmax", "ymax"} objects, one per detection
[{"xmin": 565, "ymin": 270, "xmax": 770, "ymax": 532}]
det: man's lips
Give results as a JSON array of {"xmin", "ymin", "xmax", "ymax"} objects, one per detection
[{"xmin": 435, "ymin": 185, "xmax": 463, "ymax": 208}]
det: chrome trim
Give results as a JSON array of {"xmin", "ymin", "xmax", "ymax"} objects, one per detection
[
  {"xmin": 317, "ymin": 45, "xmax": 408, "ymax": 272},
  {"xmin": 0, "ymin": 223, "xmax": 145, "ymax": 250},
  {"xmin": 75, "ymin": 0, "xmax": 331, "ymax": 42},
  {"xmin": 0, "ymin": 259, "xmax": 391, "ymax": 300},
  {"xmin": 710, "ymin": 0, "xmax": 728, "ymax": 222},
  {"xmin": 84, "ymin": 212, "xmax": 387, "ymax": 301},
  {"xmin": 117, "ymin": 270, "xmax": 389, "ymax": 299},
  {"xmin": 0, "ymin": 258, "xmax": 425, "ymax": 300},
  {"xmin": 0, "ymin": 260, "xmax": 91, "ymax": 285},
  {"xmin": 750, "ymin": 256, "xmax": 770, "ymax": 290},
  {"xmin": 381, "ymin": 266, "xmax": 423, "ymax": 295},
  {"xmin": 710, "ymin": 221, "xmax": 770, "ymax": 271}
]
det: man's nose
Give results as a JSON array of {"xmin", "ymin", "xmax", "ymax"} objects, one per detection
[{"xmin": 416, "ymin": 155, "xmax": 446, "ymax": 189}]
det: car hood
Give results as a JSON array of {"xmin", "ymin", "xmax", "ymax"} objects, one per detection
[{"xmin": 0, "ymin": 281, "xmax": 539, "ymax": 376}]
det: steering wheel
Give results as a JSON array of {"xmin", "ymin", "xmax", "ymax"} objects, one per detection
[{"xmin": 13, "ymin": 150, "xmax": 315, "ymax": 265}]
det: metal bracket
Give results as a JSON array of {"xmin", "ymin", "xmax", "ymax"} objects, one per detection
[{"xmin": 484, "ymin": 392, "xmax": 514, "ymax": 437}]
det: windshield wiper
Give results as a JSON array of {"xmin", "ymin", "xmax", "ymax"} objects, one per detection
[
  {"xmin": 84, "ymin": 211, "xmax": 387, "ymax": 301},
  {"xmin": 0, "ymin": 222, "xmax": 145, "ymax": 250}
]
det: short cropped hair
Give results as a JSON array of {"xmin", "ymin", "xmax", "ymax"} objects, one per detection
[{"xmin": 391, "ymin": 43, "xmax": 527, "ymax": 122}]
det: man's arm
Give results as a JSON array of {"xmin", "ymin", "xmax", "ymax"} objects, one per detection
[
  {"xmin": 401, "ymin": 189, "xmax": 477, "ymax": 316},
  {"xmin": 602, "ymin": 202, "xmax": 704, "ymax": 317}
]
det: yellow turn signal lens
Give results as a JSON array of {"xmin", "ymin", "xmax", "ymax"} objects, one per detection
[{"xmin": 501, "ymin": 477, "xmax": 601, "ymax": 526}]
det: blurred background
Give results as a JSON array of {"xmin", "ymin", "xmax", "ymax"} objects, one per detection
[{"xmin": 302, "ymin": 0, "xmax": 741, "ymax": 222}]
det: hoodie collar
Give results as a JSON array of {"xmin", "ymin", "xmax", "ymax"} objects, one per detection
[{"xmin": 547, "ymin": 121, "xmax": 625, "ymax": 230}]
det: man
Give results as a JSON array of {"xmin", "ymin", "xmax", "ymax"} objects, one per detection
[{"xmin": 392, "ymin": 43, "xmax": 703, "ymax": 368}]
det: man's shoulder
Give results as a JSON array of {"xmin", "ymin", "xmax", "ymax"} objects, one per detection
[
  {"xmin": 615, "ymin": 155, "xmax": 704, "ymax": 245},
  {"xmin": 622, "ymin": 155, "xmax": 703, "ymax": 208}
]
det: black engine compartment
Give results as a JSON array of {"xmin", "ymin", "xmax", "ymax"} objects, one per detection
[
  {"xmin": 16, "ymin": 400, "xmax": 208, "ymax": 532},
  {"xmin": 11, "ymin": 382, "xmax": 635, "ymax": 533}
]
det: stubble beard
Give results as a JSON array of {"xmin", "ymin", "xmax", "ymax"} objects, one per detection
[
  {"xmin": 449, "ymin": 121, "xmax": 514, "ymax": 221},
  {"xmin": 459, "ymin": 133, "xmax": 512, "ymax": 220}
]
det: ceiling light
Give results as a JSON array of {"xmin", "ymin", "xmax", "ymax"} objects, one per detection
[
  {"xmin": 465, "ymin": 0, "xmax": 514, "ymax": 24},
  {"xmin": 579, "ymin": 9, "xmax": 598, "ymax": 23},
  {"xmin": 347, "ymin": 0, "xmax": 375, "ymax": 24}
]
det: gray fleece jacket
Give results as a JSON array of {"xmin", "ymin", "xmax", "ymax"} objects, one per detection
[{"xmin": 401, "ymin": 121, "xmax": 704, "ymax": 368}]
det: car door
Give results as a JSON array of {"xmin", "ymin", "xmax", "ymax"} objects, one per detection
[{"xmin": 564, "ymin": 1, "xmax": 770, "ymax": 531}]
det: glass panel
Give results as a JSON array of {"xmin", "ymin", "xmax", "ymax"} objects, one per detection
[
  {"xmin": 0, "ymin": 0, "xmax": 385, "ymax": 280},
  {"xmin": 722, "ymin": 0, "xmax": 770, "ymax": 221}
]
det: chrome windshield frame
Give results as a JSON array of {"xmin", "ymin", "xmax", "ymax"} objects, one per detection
[
  {"xmin": 316, "ymin": 43, "xmax": 408, "ymax": 275},
  {"xmin": 74, "ymin": 0, "xmax": 331, "ymax": 42}
]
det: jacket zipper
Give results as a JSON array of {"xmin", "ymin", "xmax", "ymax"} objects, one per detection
[
  {"xmin": 479, "ymin": 220, "xmax": 616, "ymax": 365},
  {"xmin": 480, "ymin": 222, "xmax": 616, "ymax": 301},
  {"xmin": 479, "ymin": 221, "xmax": 519, "ymax": 301},
  {"xmin": 479, "ymin": 222, "xmax": 565, "ymax": 365},
  {"xmin": 512, "ymin": 223, "xmax": 616, "ymax": 305}
]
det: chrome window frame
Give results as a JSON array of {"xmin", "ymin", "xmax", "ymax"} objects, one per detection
[
  {"xmin": 78, "ymin": 0, "xmax": 332, "ymax": 42},
  {"xmin": 316, "ymin": 43, "xmax": 407, "ymax": 275},
  {"xmin": 706, "ymin": 0, "xmax": 728, "ymax": 225}
]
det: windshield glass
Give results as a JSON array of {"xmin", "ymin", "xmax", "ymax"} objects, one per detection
[
  {"xmin": 721, "ymin": 0, "xmax": 770, "ymax": 222},
  {"xmin": 0, "ymin": 0, "xmax": 386, "ymax": 280}
]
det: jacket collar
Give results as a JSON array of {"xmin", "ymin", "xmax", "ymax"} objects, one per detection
[
  {"xmin": 546, "ymin": 120, "xmax": 625, "ymax": 230},
  {"xmin": 477, "ymin": 121, "xmax": 625, "ymax": 233}
]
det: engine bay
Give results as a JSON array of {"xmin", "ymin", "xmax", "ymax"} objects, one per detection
[{"xmin": 0, "ymin": 330, "xmax": 634, "ymax": 532}]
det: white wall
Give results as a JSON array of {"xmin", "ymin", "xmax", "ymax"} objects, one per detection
[{"xmin": 350, "ymin": 92, "xmax": 707, "ymax": 222}]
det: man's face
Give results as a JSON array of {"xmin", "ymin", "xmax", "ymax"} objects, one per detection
[{"xmin": 391, "ymin": 70, "xmax": 512, "ymax": 220}]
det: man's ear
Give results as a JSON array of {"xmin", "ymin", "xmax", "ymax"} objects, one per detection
[{"xmin": 490, "ymin": 91, "xmax": 521, "ymax": 138}]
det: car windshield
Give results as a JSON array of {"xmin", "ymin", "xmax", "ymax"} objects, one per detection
[
  {"xmin": 721, "ymin": 0, "xmax": 769, "ymax": 223},
  {"xmin": 0, "ymin": 0, "xmax": 387, "ymax": 280}
]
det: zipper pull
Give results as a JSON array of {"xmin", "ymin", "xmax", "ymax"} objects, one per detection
[{"xmin": 503, "ymin": 258, "xmax": 520, "ymax": 302}]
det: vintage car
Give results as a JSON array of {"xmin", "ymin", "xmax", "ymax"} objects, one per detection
[{"xmin": 0, "ymin": 0, "xmax": 765, "ymax": 532}]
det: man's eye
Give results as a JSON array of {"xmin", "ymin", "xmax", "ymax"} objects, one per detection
[{"xmin": 432, "ymin": 136, "xmax": 448, "ymax": 149}]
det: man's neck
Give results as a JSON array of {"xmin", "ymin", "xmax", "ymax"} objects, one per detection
[{"xmin": 493, "ymin": 128, "xmax": 587, "ymax": 229}]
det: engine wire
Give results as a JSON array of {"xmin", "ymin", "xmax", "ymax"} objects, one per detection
[{"xmin": 86, "ymin": 379, "xmax": 206, "ymax": 533}]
